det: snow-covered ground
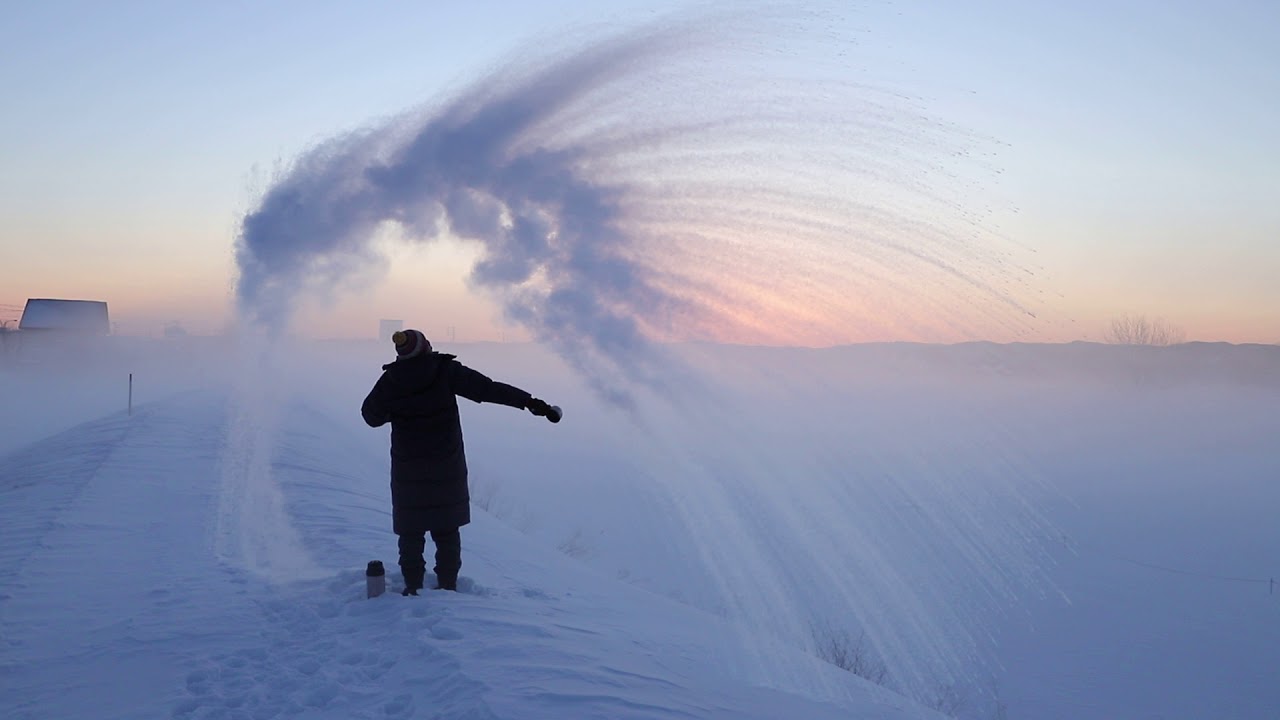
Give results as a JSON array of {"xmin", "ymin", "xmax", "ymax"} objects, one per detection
[{"xmin": 2, "ymin": 337, "xmax": 1278, "ymax": 719}]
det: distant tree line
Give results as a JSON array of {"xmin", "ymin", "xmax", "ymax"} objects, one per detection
[{"xmin": 1106, "ymin": 314, "xmax": 1185, "ymax": 346}]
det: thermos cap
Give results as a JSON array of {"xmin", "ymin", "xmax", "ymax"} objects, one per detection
[{"xmin": 366, "ymin": 560, "xmax": 385, "ymax": 577}]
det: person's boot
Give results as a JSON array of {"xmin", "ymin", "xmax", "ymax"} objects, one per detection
[
  {"xmin": 401, "ymin": 568, "xmax": 424, "ymax": 597},
  {"xmin": 433, "ymin": 577, "xmax": 457, "ymax": 591}
]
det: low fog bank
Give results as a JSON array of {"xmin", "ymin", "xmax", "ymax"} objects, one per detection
[
  {"xmin": 0, "ymin": 334, "xmax": 240, "ymax": 456},
  {"xmin": 700, "ymin": 340, "xmax": 1280, "ymax": 386}
]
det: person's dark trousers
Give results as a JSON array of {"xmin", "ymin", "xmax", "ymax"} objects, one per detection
[
  {"xmin": 397, "ymin": 533, "xmax": 427, "ymax": 592},
  {"xmin": 430, "ymin": 528, "xmax": 461, "ymax": 590},
  {"xmin": 397, "ymin": 528, "xmax": 461, "ymax": 592}
]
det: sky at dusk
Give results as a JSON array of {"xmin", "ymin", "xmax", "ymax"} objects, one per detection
[{"xmin": 2, "ymin": 0, "xmax": 1276, "ymax": 344}]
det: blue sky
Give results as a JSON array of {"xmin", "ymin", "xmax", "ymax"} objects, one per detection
[{"xmin": 1, "ymin": 1, "xmax": 1276, "ymax": 341}]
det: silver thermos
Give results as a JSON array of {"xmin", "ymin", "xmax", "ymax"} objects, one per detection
[{"xmin": 366, "ymin": 560, "xmax": 386, "ymax": 598}]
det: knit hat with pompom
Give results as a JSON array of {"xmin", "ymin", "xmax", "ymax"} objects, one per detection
[{"xmin": 392, "ymin": 329, "xmax": 431, "ymax": 359}]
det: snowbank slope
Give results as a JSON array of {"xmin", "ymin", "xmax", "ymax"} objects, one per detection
[{"xmin": 0, "ymin": 390, "xmax": 937, "ymax": 720}]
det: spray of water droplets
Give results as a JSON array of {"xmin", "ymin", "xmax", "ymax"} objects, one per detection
[{"xmin": 235, "ymin": 7, "xmax": 1036, "ymax": 407}]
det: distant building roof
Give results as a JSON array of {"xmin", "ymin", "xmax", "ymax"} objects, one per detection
[{"xmin": 19, "ymin": 299, "xmax": 110, "ymax": 334}]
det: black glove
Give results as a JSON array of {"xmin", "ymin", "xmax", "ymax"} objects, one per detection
[{"xmin": 526, "ymin": 398, "xmax": 552, "ymax": 417}]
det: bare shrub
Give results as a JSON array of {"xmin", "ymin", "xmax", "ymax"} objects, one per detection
[
  {"xmin": 987, "ymin": 677, "xmax": 1009, "ymax": 720},
  {"xmin": 923, "ymin": 682, "xmax": 968, "ymax": 717},
  {"xmin": 470, "ymin": 479, "xmax": 501, "ymax": 513},
  {"xmin": 811, "ymin": 624, "xmax": 890, "ymax": 686},
  {"xmin": 557, "ymin": 527, "xmax": 592, "ymax": 559},
  {"xmin": 1107, "ymin": 314, "xmax": 1185, "ymax": 346}
]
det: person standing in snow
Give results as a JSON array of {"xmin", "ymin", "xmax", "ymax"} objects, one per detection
[{"xmin": 361, "ymin": 329, "xmax": 558, "ymax": 595}]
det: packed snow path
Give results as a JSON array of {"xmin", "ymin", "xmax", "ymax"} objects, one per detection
[{"xmin": 0, "ymin": 392, "xmax": 935, "ymax": 720}]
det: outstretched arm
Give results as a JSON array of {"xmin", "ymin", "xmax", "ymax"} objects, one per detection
[{"xmin": 450, "ymin": 361, "xmax": 532, "ymax": 409}]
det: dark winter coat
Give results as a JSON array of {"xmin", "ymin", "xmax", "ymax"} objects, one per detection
[{"xmin": 361, "ymin": 352, "xmax": 531, "ymax": 534}]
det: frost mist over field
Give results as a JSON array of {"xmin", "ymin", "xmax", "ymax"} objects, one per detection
[{"xmin": 2, "ymin": 337, "xmax": 1277, "ymax": 719}]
